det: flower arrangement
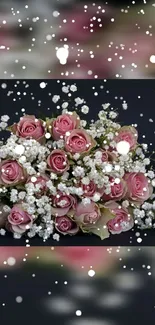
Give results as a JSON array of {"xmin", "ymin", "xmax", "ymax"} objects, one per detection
[{"xmin": 0, "ymin": 101, "xmax": 154, "ymax": 241}]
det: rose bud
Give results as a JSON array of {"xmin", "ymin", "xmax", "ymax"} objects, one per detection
[
  {"xmin": 102, "ymin": 178, "xmax": 127, "ymax": 201},
  {"xmin": 75, "ymin": 202, "xmax": 101, "ymax": 225},
  {"xmin": 47, "ymin": 149, "xmax": 69, "ymax": 174},
  {"xmin": 26, "ymin": 174, "xmax": 49, "ymax": 197},
  {"xmin": 100, "ymin": 149, "xmax": 116, "ymax": 162},
  {"xmin": 105, "ymin": 201, "xmax": 134, "ymax": 234},
  {"xmin": 50, "ymin": 192, "xmax": 77, "ymax": 217},
  {"xmin": 55, "ymin": 216, "xmax": 79, "ymax": 235},
  {"xmin": 65, "ymin": 129, "xmax": 96, "ymax": 154},
  {"xmin": 75, "ymin": 204, "xmax": 115, "ymax": 240},
  {"xmin": 80, "ymin": 180, "xmax": 104, "ymax": 198},
  {"xmin": 9, "ymin": 115, "xmax": 45, "ymax": 143},
  {"xmin": 47, "ymin": 112, "xmax": 80, "ymax": 140},
  {"xmin": 124, "ymin": 172, "xmax": 153, "ymax": 204},
  {"xmin": 114, "ymin": 126, "xmax": 138, "ymax": 151},
  {"xmin": 0, "ymin": 160, "xmax": 26, "ymax": 186},
  {"xmin": 8, "ymin": 204, "xmax": 33, "ymax": 234}
]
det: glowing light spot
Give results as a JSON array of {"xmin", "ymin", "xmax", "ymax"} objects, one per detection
[
  {"xmin": 116, "ymin": 141, "xmax": 130, "ymax": 155},
  {"xmin": 56, "ymin": 46, "xmax": 69, "ymax": 65}
]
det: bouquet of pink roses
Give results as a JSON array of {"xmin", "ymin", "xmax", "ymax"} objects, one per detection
[{"xmin": 0, "ymin": 103, "xmax": 154, "ymax": 241}]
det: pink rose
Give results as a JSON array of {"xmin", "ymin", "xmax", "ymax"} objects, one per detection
[
  {"xmin": 0, "ymin": 160, "xmax": 26, "ymax": 186},
  {"xmin": 65, "ymin": 129, "xmax": 96, "ymax": 154},
  {"xmin": 124, "ymin": 172, "xmax": 153, "ymax": 204},
  {"xmin": 95, "ymin": 149, "xmax": 116, "ymax": 162},
  {"xmin": 80, "ymin": 180, "xmax": 104, "ymax": 198},
  {"xmin": 10, "ymin": 115, "xmax": 45, "ymax": 142},
  {"xmin": 75, "ymin": 202, "xmax": 101, "ymax": 225},
  {"xmin": 105, "ymin": 201, "xmax": 134, "ymax": 234},
  {"xmin": 102, "ymin": 178, "xmax": 127, "ymax": 201},
  {"xmin": 26, "ymin": 174, "xmax": 49, "ymax": 197},
  {"xmin": 47, "ymin": 149, "xmax": 69, "ymax": 174},
  {"xmin": 8, "ymin": 204, "xmax": 33, "ymax": 234},
  {"xmin": 50, "ymin": 112, "xmax": 80, "ymax": 140},
  {"xmin": 50, "ymin": 192, "xmax": 77, "ymax": 217},
  {"xmin": 55, "ymin": 216, "xmax": 79, "ymax": 235},
  {"xmin": 114, "ymin": 126, "xmax": 138, "ymax": 150}
]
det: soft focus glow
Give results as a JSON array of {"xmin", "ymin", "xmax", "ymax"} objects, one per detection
[
  {"xmin": 116, "ymin": 141, "xmax": 130, "ymax": 155},
  {"xmin": 56, "ymin": 47, "xmax": 69, "ymax": 65},
  {"xmin": 88, "ymin": 270, "xmax": 95, "ymax": 277},
  {"xmin": 150, "ymin": 55, "xmax": 155, "ymax": 63},
  {"xmin": 7, "ymin": 257, "xmax": 16, "ymax": 266},
  {"xmin": 76, "ymin": 310, "xmax": 82, "ymax": 316}
]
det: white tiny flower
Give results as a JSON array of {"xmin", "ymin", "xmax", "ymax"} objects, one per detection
[
  {"xmin": 82, "ymin": 198, "xmax": 91, "ymax": 205},
  {"xmin": 147, "ymin": 171, "xmax": 155, "ymax": 179},
  {"xmin": 18, "ymin": 191, "xmax": 26, "ymax": 200},
  {"xmin": 81, "ymin": 177, "xmax": 90, "ymax": 185},
  {"xmin": 62, "ymin": 86, "xmax": 69, "ymax": 93},
  {"xmin": 81, "ymin": 105, "xmax": 89, "ymax": 114},
  {"xmin": 75, "ymin": 97, "xmax": 84, "ymax": 105},
  {"xmin": 80, "ymin": 120, "xmax": 87, "ymax": 127},
  {"xmin": 52, "ymin": 95, "xmax": 60, "ymax": 103},
  {"xmin": 92, "ymin": 193, "xmax": 101, "ymax": 202},
  {"xmin": 143, "ymin": 158, "xmax": 150, "ymax": 165},
  {"xmin": 0, "ymin": 122, "xmax": 7, "ymax": 129},
  {"xmin": 73, "ymin": 153, "xmax": 80, "ymax": 160},
  {"xmin": 122, "ymin": 102, "xmax": 128, "ymax": 110},
  {"xmin": 53, "ymin": 233, "xmax": 60, "ymax": 241},
  {"xmin": 95, "ymin": 151, "xmax": 102, "ymax": 159},
  {"xmin": 0, "ymin": 229, "xmax": 6, "ymax": 236},
  {"xmin": 2, "ymin": 205, "xmax": 11, "ymax": 213},
  {"xmin": 102, "ymin": 103, "xmax": 110, "ymax": 110},
  {"xmin": 152, "ymin": 179, "xmax": 155, "ymax": 187},
  {"xmin": 62, "ymin": 102, "xmax": 69, "ymax": 109},
  {"xmin": 74, "ymin": 166, "xmax": 85, "ymax": 178},
  {"xmin": 109, "ymin": 111, "xmax": 117, "ymax": 119},
  {"xmin": 50, "ymin": 173, "xmax": 58, "ymax": 180},
  {"xmin": 1, "ymin": 115, "xmax": 10, "ymax": 122},
  {"xmin": 122, "ymin": 200, "xmax": 129, "ymax": 208},
  {"xmin": 70, "ymin": 85, "xmax": 77, "ymax": 92}
]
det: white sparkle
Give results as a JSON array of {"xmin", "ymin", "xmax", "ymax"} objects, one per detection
[
  {"xmin": 116, "ymin": 141, "xmax": 130, "ymax": 155},
  {"xmin": 76, "ymin": 310, "xmax": 82, "ymax": 316},
  {"xmin": 150, "ymin": 55, "xmax": 155, "ymax": 63},
  {"xmin": 88, "ymin": 270, "xmax": 95, "ymax": 277},
  {"xmin": 40, "ymin": 82, "xmax": 47, "ymax": 89}
]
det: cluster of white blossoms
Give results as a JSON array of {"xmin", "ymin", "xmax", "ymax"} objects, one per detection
[{"xmin": 0, "ymin": 101, "xmax": 154, "ymax": 242}]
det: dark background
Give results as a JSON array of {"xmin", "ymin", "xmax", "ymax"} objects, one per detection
[
  {"xmin": 0, "ymin": 251, "xmax": 155, "ymax": 325},
  {"xmin": 0, "ymin": 79, "xmax": 155, "ymax": 246}
]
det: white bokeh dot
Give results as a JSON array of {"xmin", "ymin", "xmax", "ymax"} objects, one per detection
[
  {"xmin": 76, "ymin": 310, "xmax": 82, "ymax": 316},
  {"xmin": 88, "ymin": 270, "xmax": 95, "ymax": 277},
  {"xmin": 116, "ymin": 141, "xmax": 130, "ymax": 155},
  {"xmin": 40, "ymin": 82, "xmax": 47, "ymax": 89},
  {"xmin": 7, "ymin": 257, "xmax": 16, "ymax": 266},
  {"xmin": 16, "ymin": 296, "xmax": 23, "ymax": 303}
]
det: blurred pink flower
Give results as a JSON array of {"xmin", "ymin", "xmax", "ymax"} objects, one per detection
[
  {"xmin": 55, "ymin": 247, "xmax": 117, "ymax": 272},
  {"xmin": 0, "ymin": 247, "xmax": 27, "ymax": 268},
  {"xmin": 57, "ymin": 5, "xmax": 114, "ymax": 43}
]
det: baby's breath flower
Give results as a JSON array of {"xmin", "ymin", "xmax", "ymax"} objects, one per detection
[{"xmin": 81, "ymin": 105, "xmax": 89, "ymax": 114}]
